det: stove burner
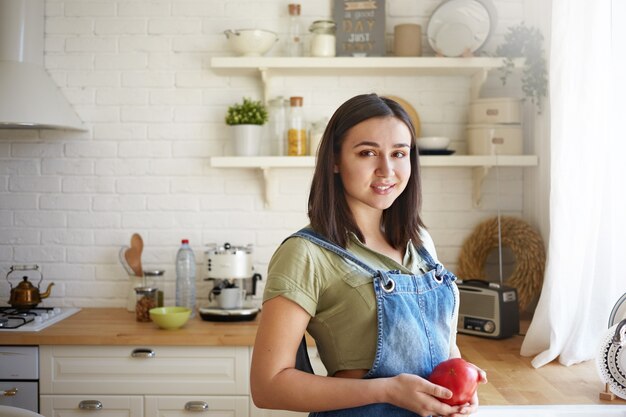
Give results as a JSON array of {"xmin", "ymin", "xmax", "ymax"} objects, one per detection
[{"xmin": 0, "ymin": 306, "xmax": 62, "ymax": 330}]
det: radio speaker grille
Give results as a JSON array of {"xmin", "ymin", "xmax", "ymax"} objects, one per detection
[{"xmin": 460, "ymin": 292, "xmax": 495, "ymax": 318}]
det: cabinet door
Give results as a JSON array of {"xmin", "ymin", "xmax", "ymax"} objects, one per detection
[
  {"xmin": 145, "ymin": 395, "xmax": 249, "ymax": 417},
  {"xmin": 40, "ymin": 395, "xmax": 142, "ymax": 417},
  {"xmin": 40, "ymin": 346, "xmax": 249, "ymax": 395}
]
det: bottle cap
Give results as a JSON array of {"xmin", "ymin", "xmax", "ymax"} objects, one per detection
[
  {"xmin": 288, "ymin": 3, "xmax": 301, "ymax": 16},
  {"xmin": 290, "ymin": 96, "xmax": 303, "ymax": 107},
  {"xmin": 181, "ymin": 239, "xmax": 189, "ymax": 244}
]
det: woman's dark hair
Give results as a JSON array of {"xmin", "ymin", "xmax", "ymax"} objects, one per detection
[{"xmin": 308, "ymin": 93, "xmax": 424, "ymax": 249}]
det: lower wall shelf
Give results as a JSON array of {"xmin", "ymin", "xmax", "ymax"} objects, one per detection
[{"xmin": 209, "ymin": 155, "xmax": 539, "ymax": 207}]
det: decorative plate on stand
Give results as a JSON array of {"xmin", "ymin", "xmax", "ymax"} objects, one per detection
[
  {"xmin": 597, "ymin": 320, "xmax": 626, "ymax": 400},
  {"xmin": 609, "ymin": 293, "xmax": 626, "ymax": 327},
  {"xmin": 426, "ymin": 0, "xmax": 493, "ymax": 57}
]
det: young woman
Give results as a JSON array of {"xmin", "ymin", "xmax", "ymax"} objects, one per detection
[{"xmin": 251, "ymin": 93, "xmax": 486, "ymax": 417}]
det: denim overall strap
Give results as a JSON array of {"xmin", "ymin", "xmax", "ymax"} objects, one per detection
[
  {"xmin": 291, "ymin": 228, "xmax": 395, "ymax": 289},
  {"xmin": 416, "ymin": 244, "xmax": 457, "ymax": 284}
]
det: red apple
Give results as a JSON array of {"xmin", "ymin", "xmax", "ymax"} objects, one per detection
[{"xmin": 428, "ymin": 358, "xmax": 481, "ymax": 406}]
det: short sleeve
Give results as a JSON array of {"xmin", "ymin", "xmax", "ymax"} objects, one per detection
[{"xmin": 262, "ymin": 237, "xmax": 322, "ymax": 317}]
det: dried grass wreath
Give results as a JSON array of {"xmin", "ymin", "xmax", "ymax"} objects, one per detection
[{"xmin": 456, "ymin": 216, "xmax": 546, "ymax": 311}]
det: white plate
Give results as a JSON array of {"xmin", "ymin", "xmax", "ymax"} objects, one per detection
[
  {"xmin": 427, "ymin": 0, "xmax": 492, "ymax": 57},
  {"xmin": 597, "ymin": 321, "xmax": 626, "ymax": 399},
  {"xmin": 609, "ymin": 293, "xmax": 626, "ymax": 327}
]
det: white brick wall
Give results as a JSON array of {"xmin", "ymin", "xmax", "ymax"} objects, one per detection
[{"xmin": 0, "ymin": 0, "xmax": 530, "ymax": 308}]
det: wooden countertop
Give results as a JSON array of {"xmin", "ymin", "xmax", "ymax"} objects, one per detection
[
  {"xmin": 0, "ymin": 308, "xmax": 260, "ymax": 346},
  {"xmin": 1, "ymin": 308, "xmax": 624, "ymax": 406}
]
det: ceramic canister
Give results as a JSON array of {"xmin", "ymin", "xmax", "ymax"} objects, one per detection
[{"xmin": 394, "ymin": 24, "xmax": 422, "ymax": 57}]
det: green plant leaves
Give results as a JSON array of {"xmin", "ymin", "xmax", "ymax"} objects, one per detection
[
  {"xmin": 225, "ymin": 97, "xmax": 269, "ymax": 125},
  {"xmin": 496, "ymin": 23, "xmax": 548, "ymax": 114}
]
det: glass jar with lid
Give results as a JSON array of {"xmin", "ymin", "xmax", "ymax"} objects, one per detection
[
  {"xmin": 309, "ymin": 20, "xmax": 336, "ymax": 57},
  {"xmin": 134, "ymin": 287, "xmax": 157, "ymax": 322},
  {"xmin": 287, "ymin": 96, "xmax": 307, "ymax": 156},
  {"xmin": 143, "ymin": 270, "xmax": 165, "ymax": 307}
]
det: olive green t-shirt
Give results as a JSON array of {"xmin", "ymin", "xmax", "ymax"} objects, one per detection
[{"xmin": 263, "ymin": 229, "xmax": 459, "ymax": 376}]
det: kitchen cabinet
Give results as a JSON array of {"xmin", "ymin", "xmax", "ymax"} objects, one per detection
[
  {"xmin": 209, "ymin": 56, "xmax": 536, "ymax": 207},
  {"xmin": 39, "ymin": 344, "xmax": 326, "ymax": 417},
  {"xmin": 39, "ymin": 345, "xmax": 250, "ymax": 417}
]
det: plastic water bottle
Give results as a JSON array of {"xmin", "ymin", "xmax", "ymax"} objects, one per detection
[{"xmin": 175, "ymin": 239, "xmax": 196, "ymax": 317}]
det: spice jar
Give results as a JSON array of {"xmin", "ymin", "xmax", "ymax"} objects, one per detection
[
  {"xmin": 286, "ymin": 4, "xmax": 303, "ymax": 57},
  {"xmin": 287, "ymin": 96, "xmax": 307, "ymax": 156},
  {"xmin": 309, "ymin": 20, "xmax": 336, "ymax": 57},
  {"xmin": 134, "ymin": 287, "xmax": 157, "ymax": 322},
  {"xmin": 143, "ymin": 270, "xmax": 164, "ymax": 307}
]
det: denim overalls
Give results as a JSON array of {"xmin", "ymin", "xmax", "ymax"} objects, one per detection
[{"xmin": 291, "ymin": 228, "xmax": 457, "ymax": 417}]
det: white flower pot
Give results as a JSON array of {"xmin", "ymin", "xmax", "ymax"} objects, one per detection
[{"xmin": 232, "ymin": 124, "xmax": 263, "ymax": 156}]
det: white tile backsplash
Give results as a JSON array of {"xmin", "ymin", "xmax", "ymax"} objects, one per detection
[{"xmin": 0, "ymin": 0, "xmax": 530, "ymax": 306}]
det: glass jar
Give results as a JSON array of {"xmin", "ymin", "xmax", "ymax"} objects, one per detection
[
  {"xmin": 286, "ymin": 4, "xmax": 303, "ymax": 57},
  {"xmin": 134, "ymin": 287, "xmax": 157, "ymax": 322},
  {"xmin": 287, "ymin": 96, "xmax": 307, "ymax": 156},
  {"xmin": 143, "ymin": 270, "xmax": 165, "ymax": 307},
  {"xmin": 309, "ymin": 117, "xmax": 328, "ymax": 156},
  {"xmin": 309, "ymin": 20, "xmax": 336, "ymax": 57},
  {"xmin": 267, "ymin": 97, "xmax": 289, "ymax": 156}
]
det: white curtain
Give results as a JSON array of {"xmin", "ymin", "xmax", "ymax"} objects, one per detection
[{"xmin": 520, "ymin": 0, "xmax": 626, "ymax": 367}]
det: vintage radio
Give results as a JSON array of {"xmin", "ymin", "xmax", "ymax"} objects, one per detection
[{"xmin": 457, "ymin": 279, "xmax": 520, "ymax": 339}]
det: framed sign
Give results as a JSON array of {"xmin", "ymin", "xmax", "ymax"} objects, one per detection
[{"xmin": 334, "ymin": 1, "xmax": 386, "ymax": 56}]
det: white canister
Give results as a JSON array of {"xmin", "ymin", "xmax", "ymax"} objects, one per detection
[
  {"xmin": 466, "ymin": 124, "xmax": 523, "ymax": 155},
  {"xmin": 309, "ymin": 20, "xmax": 336, "ymax": 57},
  {"xmin": 469, "ymin": 98, "xmax": 522, "ymax": 124}
]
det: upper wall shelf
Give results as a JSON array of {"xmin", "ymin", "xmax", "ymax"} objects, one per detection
[
  {"xmin": 209, "ymin": 155, "xmax": 538, "ymax": 168},
  {"xmin": 209, "ymin": 56, "xmax": 522, "ymax": 100},
  {"xmin": 210, "ymin": 155, "xmax": 538, "ymax": 207}
]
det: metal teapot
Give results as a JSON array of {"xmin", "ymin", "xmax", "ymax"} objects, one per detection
[{"xmin": 7, "ymin": 264, "xmax": 54, "ymax": 309}]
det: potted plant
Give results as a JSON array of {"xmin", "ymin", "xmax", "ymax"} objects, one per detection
[
  {"xmin": 225, "ymin": 97, "xmax": 269, "ymax": 156},
  {"xmin": 496, "ymin": 23, "xmax": 548, "ymax": 114}
]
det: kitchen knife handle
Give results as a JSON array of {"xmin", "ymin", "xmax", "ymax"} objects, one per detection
[
  {"xmin": 130, "ymin": 348, "xmax": 155, "ymax": 358},
  {"xmin": 79, "ymin": 400, "xmax": 103, "ymax": 410},
  {"xmin": 184, "ymin": 401, "xmax": 209, "ymax": 412}
]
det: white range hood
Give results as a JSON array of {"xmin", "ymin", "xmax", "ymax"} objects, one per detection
[{"xmin": 0, "ymin": 0, "xmax": 85, "ymax": 130}]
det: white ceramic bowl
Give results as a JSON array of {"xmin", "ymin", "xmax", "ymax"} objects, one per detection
[
  {"xmin": 416, "ymin": 136, "xmax": 451, "ymax": 150},
  {"xmin": 224, "ymin": 29, "xmax": 278, "ymax": 57}
]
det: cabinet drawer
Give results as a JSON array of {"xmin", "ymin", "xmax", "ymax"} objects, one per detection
[
  {"xmin": 40, "ymin": 395, "xmax": 143, "ymax": 417},
  {"xmin": 145, "ymin": 395, "xmax": 249, "ymax": 416},
  {"xmin": 40, "ymin": 346, "xmax": 249, "ymax": 395}
]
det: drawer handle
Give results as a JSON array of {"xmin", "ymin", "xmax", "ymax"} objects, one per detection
[
  {"xmin": 1, "ymin": 387, "xmax": 18, "ymax": 397},
  {"xmin": 131, "ymin": 348, "xmax": 155, "ymax": 358},
  {"xmin": 184, "ymin": 401, "xmax": 209, "ymax": 412},
  {"xmin": 79, "ymin": 400, "xmax": 103, "ymax": 410}
]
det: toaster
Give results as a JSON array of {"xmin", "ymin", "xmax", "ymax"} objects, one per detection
[{"xmin": 456, "ymin": 279, "xmax": 520, "ymax": 339}]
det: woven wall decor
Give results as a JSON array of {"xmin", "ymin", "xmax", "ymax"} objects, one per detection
[{"xmin": 456, "ymin": 216, "xmax": 546, "ymax": 311}]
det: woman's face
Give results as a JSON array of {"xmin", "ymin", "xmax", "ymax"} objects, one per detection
[{"xmin": 335, "ymin": 116, "xmax": 412, "ymax": 217}]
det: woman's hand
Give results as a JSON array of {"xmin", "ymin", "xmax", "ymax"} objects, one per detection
[
  {"xmin": 384, "ymin": 373, "xmax": 465, "ymax": 416},
  {"xmin": 385, "ymin": 367, "xmax": 488, "ymax": 417},
  {"xmin": 445, "ymin": 367, "xmax": 488, "ymax": 417}
]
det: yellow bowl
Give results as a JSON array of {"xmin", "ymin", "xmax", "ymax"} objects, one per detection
[{"xmin": 149, "ymin": 306, "xmax": 191, "ymax": 330}]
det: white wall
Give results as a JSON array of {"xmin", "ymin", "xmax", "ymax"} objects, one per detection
[{"xmin": 0, "ymin": 0, "xmax": 534, "ymax": 308}]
